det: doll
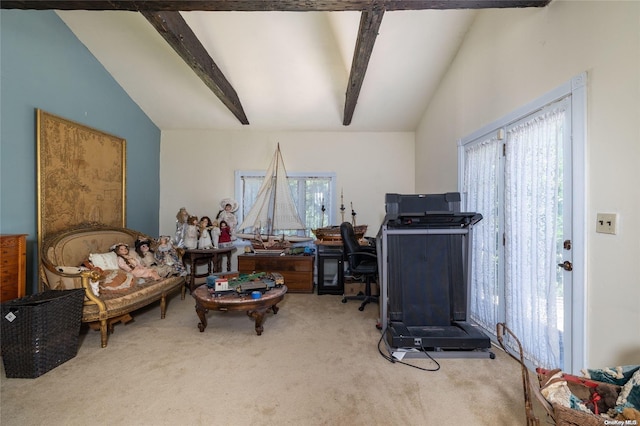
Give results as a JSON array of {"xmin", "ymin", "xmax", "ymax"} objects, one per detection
[
  {"xmin": 197, "ymin": 216, "xmax": 214, "ymax": 249},
  {"xmin": 135, "ymin": 238, "xmax": 156, "ymax": 267},
  {"xmin": 135, "ymin": 237, "xmax": 172, "ymax": 278},
  {"xmin": 210, "ymin": 220, "xmax": 221, "ymax": 248},
  {"xmin": 216, "ymin": 198, "xmax": 238, "ymax": 238},
  {"xmin": 183, "ymin": 215, "xmax": 199, "ymax": 249},
  {"xmin": 174, "ymin": 207, "xmax": 190, "ymax": 248},
  {"xmin": 218, "ymin": 220, "xmax": 233, "ymax": 248},
  {"xmin": 111, "ymin": 243, "xmax": 161, "ymax": 281},
  {"xmin": 155, "ymin": 236, "xmax": 186, "ymax": 276}
]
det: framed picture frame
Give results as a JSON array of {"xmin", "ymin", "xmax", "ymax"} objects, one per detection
[{"xmin": 36, "ymin": 109, "xmax": 126, "ymax": 281}]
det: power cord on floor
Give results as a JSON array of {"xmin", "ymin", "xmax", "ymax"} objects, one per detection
[{"xmin": 377, "ymin": 325, "xmax": 441, "ymax": 372}]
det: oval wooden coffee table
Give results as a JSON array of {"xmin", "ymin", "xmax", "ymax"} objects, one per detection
[{"xmin": 192, "ymin": 284, "xmax": 287, "ymax": 335}]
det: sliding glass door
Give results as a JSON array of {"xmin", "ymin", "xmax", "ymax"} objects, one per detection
[{"xmin": 461, "ymin": 93, "xmax": 578, "ymax": 371}]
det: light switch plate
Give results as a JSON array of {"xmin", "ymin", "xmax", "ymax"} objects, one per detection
[{"xmin": 596, "ymin": 213, "xmax": 617, "ymax": 234}]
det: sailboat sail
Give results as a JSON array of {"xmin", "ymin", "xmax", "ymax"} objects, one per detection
[{"xmin": 238, "ymin": 144, "xmax": 306, "ymax": 236}]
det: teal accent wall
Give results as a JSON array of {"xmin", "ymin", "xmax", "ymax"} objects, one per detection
[{"xmin": 1, "ymin": 10, "xmax": 161, "ymax": 293}]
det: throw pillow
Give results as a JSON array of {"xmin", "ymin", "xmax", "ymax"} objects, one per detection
[{"xmin": 89, "ymin": 251, "xmax": 119, "ymax": 270}]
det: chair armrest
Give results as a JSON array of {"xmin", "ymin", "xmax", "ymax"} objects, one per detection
[
  {"xmin": 346, "ymin": 251, "xmax": 378, "ymax": 263},
  {"xmin": 359, "ymin": 245, "xmax": 376, "ymax": 254}
]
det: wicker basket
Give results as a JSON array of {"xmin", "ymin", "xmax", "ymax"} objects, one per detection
[
  {"xmin": 1, "ymin": 289, "xmax": 85, "ymax": 378},
  {"xmin": 552, "ymin": 404, "xmax": 606, "ymax": 426},
  {"xmin": 537, "ymin": 369, "xmax": 619, "ymax": 426},
  {"xmin": 496, "ymin": 323, "xmax": 621, "ymax": 426}
]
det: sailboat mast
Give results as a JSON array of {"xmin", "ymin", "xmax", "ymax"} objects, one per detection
[{"xmin": 267, "ymin": 144, "xmax": 280, "ymax": 237}]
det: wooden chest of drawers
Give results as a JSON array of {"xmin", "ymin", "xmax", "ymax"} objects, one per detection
[
  {"xmin": 1, "ymin": 234, "xmax": 27, "ymax": 302},
  {"xmin": 237, "ymin": 254, "xmax": 314, "ymax": 293}
]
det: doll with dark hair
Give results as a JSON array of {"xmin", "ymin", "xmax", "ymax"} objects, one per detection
[
  {"xmin": 218, "ymin": 220, "xmax": 233, "ymax": 248},
  {"xmin": 135, "ymin": 237, "xmax": 173, "ymax": 278},
  {"xmin": 198, "ymin": 216, "xmax": 214, "ymax": 249},
  {"xmin": 135, "ymin": 238, "xmax": 156, "ymax": 267}
]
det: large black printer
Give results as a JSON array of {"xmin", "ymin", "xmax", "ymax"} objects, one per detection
[{"xmin": 377, "ymin": 193, "xmax": 494, "ymax": 359}]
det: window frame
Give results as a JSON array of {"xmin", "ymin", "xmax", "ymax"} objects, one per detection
[{"xmin": 234, "ymin": 170, "xmax": 337, "ymax": 234}]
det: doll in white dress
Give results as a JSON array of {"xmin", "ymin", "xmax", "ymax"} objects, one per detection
[
  {"xmin": 183, "ymin": 216, "xmax": 199, "ymax": 250},
  {"xmin": 216, "ymin": 198, "xmax": 238, "ymax": 238},
  {"xmin": 210, "ymin": 220, "xmax": 221, "ymax": 248},
  {"xmin": 197, "ymin": 216, "xmax": 214, "ymax": 249}
]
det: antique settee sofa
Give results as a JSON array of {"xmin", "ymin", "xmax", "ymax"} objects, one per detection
[{"xmin": 40, "ymin": 223, "xmax": 185, "ymax": 348}]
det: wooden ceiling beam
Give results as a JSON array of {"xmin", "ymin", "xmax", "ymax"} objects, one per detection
[
  {"xmin": 2, "ymin": 0, "xmax": 551, "ymax": 127},
  {"xmin": 343, "ymin": 8, "xmax": 384, "ymax": 126},
  {"xmin": 141, "ymin": 11, "xmax": 249, "ymax": 124},
  {"xmin": 1, "ymin": 1, "xmax": 552, "ymax": 12},
  {"xmin": 141, "ymin": 11, "xmax": 249, "ymax": 125}
]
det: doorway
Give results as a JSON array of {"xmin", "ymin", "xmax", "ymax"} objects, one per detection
[{"xmin": 458, "ymin": 73, "xmax": 586, "ymax": 372}]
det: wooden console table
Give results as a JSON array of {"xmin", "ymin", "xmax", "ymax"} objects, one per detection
[
  {"xmin": 182, "ymin": 247, "xmax": 236, "ymax": 294},
  {"xmin": 238, "ymin": 254, "xmax": 314, "ymax": 293}
]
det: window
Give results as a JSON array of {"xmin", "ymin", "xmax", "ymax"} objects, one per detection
[{"xmin": 235, "ymin": 170, "xmax": 337, "ymax": 237}]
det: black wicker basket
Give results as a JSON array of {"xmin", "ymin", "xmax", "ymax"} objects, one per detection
[{"xmin": 1, "ymin": 289, "xmax": 85, "ymax": 378}]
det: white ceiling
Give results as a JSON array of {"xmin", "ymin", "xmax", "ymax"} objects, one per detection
[{"xmin": 57, "ymin": 9, "xmax": 477, "ymax": 132}]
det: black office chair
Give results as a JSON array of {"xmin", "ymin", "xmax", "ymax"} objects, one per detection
[{"xmin": 340, "ymin": 222, "xmax": 379, "ymax": 311}]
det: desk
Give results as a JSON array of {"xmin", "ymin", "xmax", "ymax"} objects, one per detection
[
  {"xmin": 237, "ymin": 254, "xmax": 314, "ymax": 293},
  {"xmin": 192, "ymin": 284, "xmax": 287, "ymax": 335},
  {"xmin": 182, "ymin": 247, "xmax": 236, "ymax": 294}
]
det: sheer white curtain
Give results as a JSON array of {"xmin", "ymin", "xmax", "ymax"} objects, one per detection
[
  {"xmin": 464, "ymin": 136, "xmax": 501, "ymax": 332},
  {"xmin": 463, "ymin": 105, "xmax": 567, "ymax": 369},
  {"xmin": 504, "ymin": 107, "xmax": 565, "ymax": 368}
]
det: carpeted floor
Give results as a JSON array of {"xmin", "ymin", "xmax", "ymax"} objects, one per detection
[{"xmin": 1, "ymin": 291, "xmax": 531, "ymax": 425}]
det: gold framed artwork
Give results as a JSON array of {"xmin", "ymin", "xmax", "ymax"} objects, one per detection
[{"xmin": 36, "ymin": 108, "xmax": 126, "ymax": 247}]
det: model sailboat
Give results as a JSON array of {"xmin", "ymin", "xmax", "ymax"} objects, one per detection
[
  {"xmin": 312, "ymin": 190, "xmax": 367, "ymax": 241},
  {"xmin": 237, "ymin": 144, "xmax": 313, "ymax": 251}
]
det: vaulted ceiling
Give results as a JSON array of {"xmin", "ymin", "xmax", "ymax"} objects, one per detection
[{"xmin": 3, "ymin": 1, "xmax": 551, "ymax": 131}]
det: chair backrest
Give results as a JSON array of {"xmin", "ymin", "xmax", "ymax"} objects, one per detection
[{"xmin": 340, "ymin": 222, "xmax": 362, "ymax": 267}]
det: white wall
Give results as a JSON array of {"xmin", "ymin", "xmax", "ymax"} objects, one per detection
[
  {"xmin": 416, "ymin": 0, "xmax": 640, "ymax": 368},
  {"xmin": 160, "ymin": 130, "xmax": 415, "ymax": 239}
]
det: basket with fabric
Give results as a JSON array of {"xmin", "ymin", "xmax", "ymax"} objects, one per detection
[
  {"xmin": 537, "ymin": 365, "xmax": 640, "ymax": 426},
  {"xmin": 536, "ymin": 368, "xmax": 617, "ymax": 426},
  {"xmin": 497, "ymin": 323, "xmax": 640, "ymax": 425}
]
